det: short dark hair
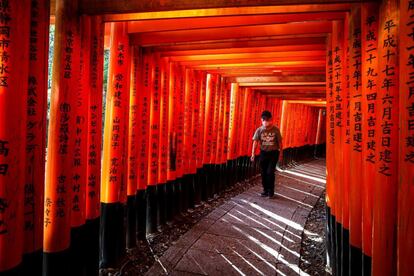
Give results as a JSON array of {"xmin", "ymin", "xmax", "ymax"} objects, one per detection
[{"xmin": 261, "ymin": 110, "xmax": 272, "ymax": 120}]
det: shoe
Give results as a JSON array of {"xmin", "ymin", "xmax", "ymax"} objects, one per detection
[
  {"xmin": 260, "ymin": 192, "xmax": 268, "ymax": 197},
  {"xmin": 268, "ymin": 193, "xmax": 275, "ymax": 198}
]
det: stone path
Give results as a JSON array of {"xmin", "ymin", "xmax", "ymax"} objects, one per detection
[{"xmin": 147, "ymin": 159, "xmax": 326, "ymax": 276}]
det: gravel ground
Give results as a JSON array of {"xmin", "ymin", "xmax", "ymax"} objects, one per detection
[{"xmin": 299, "ymin": 191, "xmax": 329, "ymax": 276}]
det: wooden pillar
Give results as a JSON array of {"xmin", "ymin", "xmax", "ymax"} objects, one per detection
[
  {"xmin": 66, "ymin": 15, "xmax": 91, "ymax": 276},
  {"xmin": 136, "ymin": 49, "xmax": 150, "ymax": 238},
  {"xmin": 191, "ymin": 71, "xmax": 201, "ymax": 205},
  {"xmin": 84, "ymin": 15, "xmax": 104, "ymax": 275},
  {"xmin": 100, "ymin": 22, "xmax": 130, "ymax": 269},
  {"xmin": 156, "ymin": 57, "xmax": 169, "ymax": 225},
  {"xmin": 348, "ymin": 5, "xmax": 363, "ymax": 274},
  {"xmin": 126, "ymin": 45, "xmax": 140, "ymax": 249},
  {"xmin": 360, "ymin": 4, "xmax": 379, "ymax": 274},
  {"xmin": 43, "ymin": 0, "xmax": 79, "ymax": 275},
  {"xmin": 372, "ymin": 0, "xmax": 399, "ymax": 275},
  {"xmin": 197, "ymin": 72, "xmax": 208, "ymax": 200},
  {"xmin": 146, "ymin": 52, "xmax": 161, "ymax": 234},
  {"xmin": 326, "ymin": 33, "xmax": 336, "ymax": 269},
  {"xmin": 166, "ymin": 61, "xmax": 178, "ymax": 220},
  {"xmin": 22, "ymin": 0, "xmax": 49, "ymax": 274},
  {"xmin": 397, "ymin": 1, "xmax": 414, "ymax": 275},
  {"xmin": 0, "ymin": 0, "xmax": 31, "ymax": 273}
]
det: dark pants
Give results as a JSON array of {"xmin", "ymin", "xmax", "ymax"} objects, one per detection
[{"xmin": 260, "ymin": 150, "xmax": 279, "ymax": 195}]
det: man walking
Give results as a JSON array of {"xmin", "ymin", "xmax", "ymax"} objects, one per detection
[{"xmin": 251, "ymin": 110, "xmax": 283, "ymax": 198}]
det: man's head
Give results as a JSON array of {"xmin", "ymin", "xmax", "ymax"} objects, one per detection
[{"xmin": 261, "ymin": 110, "xmax": 272, "ymax": 127}]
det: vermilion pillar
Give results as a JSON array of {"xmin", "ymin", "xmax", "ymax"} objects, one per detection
[
  {"xmin": 156, "ymin": 57, "xmax": 169, "ymax": 225},
  {"xmin": 372, "ymin": 0, "xmax": 399, "ymax": 275},
  {"xmin": 22, "ymin": 0, "xmax": 49, "ymax": 274},
  {"xmin": 325, "ymin": 33, "xmax": 336, "ymax": 271},
  {"xmin": 85, "ymin": 15, "xmax": 104, "ymax": 275},
  {"xmin": 165, "ymin": 61, "xmax": 177, "ymax": 220},
  {"xmin": 361, "ymin": 4, "xmax": 379, "ymax": 274},
  {"xmin": 398, "ymin": 1, "xmax": 414, "ymax": 275},
  {"xmin": 0, "ymin": 1, "xmax": 30, "ymax": 273},
  {"xmin": 43, "ymin": 1, "xmax": 80, "ymax": 275},
  {"xmin": 146, "ymin": 52, "xmax": 161, "ymax": 234},
  {"xmin": 348, "ymin": 5, "xmax": 363, "ymax": 274},
  {"xmin": 100, "ymin": 22, "xmax": 130, "ymax": 269},
  {"xmin": 67, "ymin": 15, "xmax": 91, "ymax": 275},
  {"xmin": 126, "ymin": 45, "xmax": 140, "ymax": 249},
  {"xmin": 136, "ymin": 50, "xmax": 151, "ymax": 238}
]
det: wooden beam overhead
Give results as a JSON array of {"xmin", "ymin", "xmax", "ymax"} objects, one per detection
[
  {"xmin": 167, "ymin": 50, "xmax": 326, "ymax": 61},
  {"xmin": 126, "ymin": 12, "xmax": 345, "ymax": 32},
  {"xmin": 130, "ymin": 21, "xmax": 332, "ymax": 45},
  {"xmin": 191, "ymin": 60, "xmax": 325, "ymax": 69},
  {"xmin": 227, "ymin": 75, "xmax": 325, "ymax": 83},
  {"xmin": 178, "ymin": 56, "xmax": 325, "ymax": 67},
  {"xmin": 254, "ymin": 86, "xmax": 325, "ymax": 91},
  {"xmin": 239, "ymin": 82, "xmax": 325, "ymax": 87},
  {"xmin": 78, "ymin": 2, "xmax": 354, "ymax": 17},
  {"xmin": 153, "ymin": 37, "xmax": 326, "ymax": 52}
]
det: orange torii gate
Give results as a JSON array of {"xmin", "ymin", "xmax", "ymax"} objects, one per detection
[{"xmin": 4, "ymin": 1, "xmax": 414, "ymax": 275}]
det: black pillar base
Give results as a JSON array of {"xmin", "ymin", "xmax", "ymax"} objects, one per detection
[
  {"xmin": 342, "ymin": 227, "xmax": 350, "ymax": 276},
  {"xmin": 136, "ymin": 189, "xmax": 147, "ymax": 240},
  {"xmin": 326, "ymin": 206, "xmax": 332, "ymax": 270},
  {"xmin": 173, "ymin": 177, "xmax": 183, "ymax": 215},
  {"xmin": 165, "ymin": 180, "xmax": 175, "ymax": 223},
  {"xmin": 363, "ymin": 253, "xmax": 371, "ymax": 276},
  {"xmin": 85, "ymin": 217, "xmax": 100, "ymax": 276},
  {"xmin": 188, "ymin": 174, "xmax": 196, "ymax": 209},
  {"xmin": 194, "ymin": 169, "xmax": 202, "ymax": 206},
  {"xmin": 69, "ymin": 224, "xmax": 88, "ymax": 276},
  {"xmin": 157, "ymin": 183, "xmax": 167, "ymax": 230},
  {"xmin": 43, "ymin": 249, "xmax": 71, "ymax": 276},
  {"xmin": 181, "ymin": 175, "xmax": 190, "ymax": 212},
  {"xmin": 335, "ymin": 221, "xmax": 343, "ymax": 276},
  {"xmin": 350, "ymin": 245, "xmax": 363, "ymax": 276},
  {"xmin": 146, "ymin": 185, "xmax": 158, "ymax": 235},
  {"xmin": 126, "ymin": 195, "xmax": 136, "ymax": 249},
  {"xmin": 200, "ymin": 166, "xmax": 208, "ymax": 202},
  {"xmin": 99, "ymin": 202, "xmax": 125, "ymax": 269},
  {"xmin": 22, "ymin": 250, "xmax": 42, "ymax": 276}
]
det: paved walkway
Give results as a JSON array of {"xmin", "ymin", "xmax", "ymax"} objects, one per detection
[{"xmin": 147, "ymin": 159, "xmax": 326, "ymax": 276}]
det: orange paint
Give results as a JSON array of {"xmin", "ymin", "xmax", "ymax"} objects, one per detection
[
  {"xmin": 183, "ymin": 68, "xmax": 194, "ymax": 174},
  {"xmin": 372, "ymin": 1, "xmax": 399, "ymax": 274},
  {"xmin": 137, "ymin": 51, "xmax": 151, "ymax": 190},
  {"xmin": 326, "ymin": 32, "xmax": 335, "ymax": 213},
  {"xmin": 147, "ymin": 52, "xmax": 161, "ymax": 186},
  {"xmin": 101, "ymin": 22, "xmax": 130, "ymax": 204},
  {"xmin": 176, "ymin": 65, "xmax": 185, "ymax": 178},
  {"xmin": 361, "ymin": 2, "xmax": 379, "ymax": 259},
  {"xmin": 24, "ymin": 0, "xmax": 49, "ymax": 254},
  {"xmin": 167, "ymin": 62, "xmax": 177, "ymax": 182},
  {"xmin": 158, "ymin": 58, "xmax": 169, "ymax": 184},
  {"xmin": 127, "ymin": 46, "xmax": 140, "ymax": 196},
  {"xmin": 348, "ymin": 5, "xmax": 363, "ymax": 252},
  {"xmin": 0, "ymin": 0, "xmax": 30, "ymax": 270},
  {"xmin": 70, "ymin": 16, "xmax": 91, "ymax": 228},
  {"xmin": 86, "ymin": 16, "xmax": 104, "ymax": 220},
  {"xmin": 397, "ymin": 1, "xmax": 414, "ymax": 275},
  {"xmin": 197, "ymin": 72, "xmax": 207, "ymax": 168},
  {"xmin": 44, "ymin": 0, "xmax": 80, "ymax": 253}
]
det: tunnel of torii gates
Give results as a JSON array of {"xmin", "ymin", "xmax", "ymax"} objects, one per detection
[{"xmin": 0, "ymin": 0, "xmax": 413, "ymax": 275}]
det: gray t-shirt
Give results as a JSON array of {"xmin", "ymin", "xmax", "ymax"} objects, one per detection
[{"xmin": 252, "ymin": 125, "xmax": 282, "ymax": 152}]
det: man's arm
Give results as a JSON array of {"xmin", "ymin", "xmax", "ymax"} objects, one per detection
[
  {"xmin": 279, "ymin": 140, "xmax": 283, "ymax": 161},
  {"xmin": 251, "ymin": 140, "xmax": 258, "ymax": 162}
]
